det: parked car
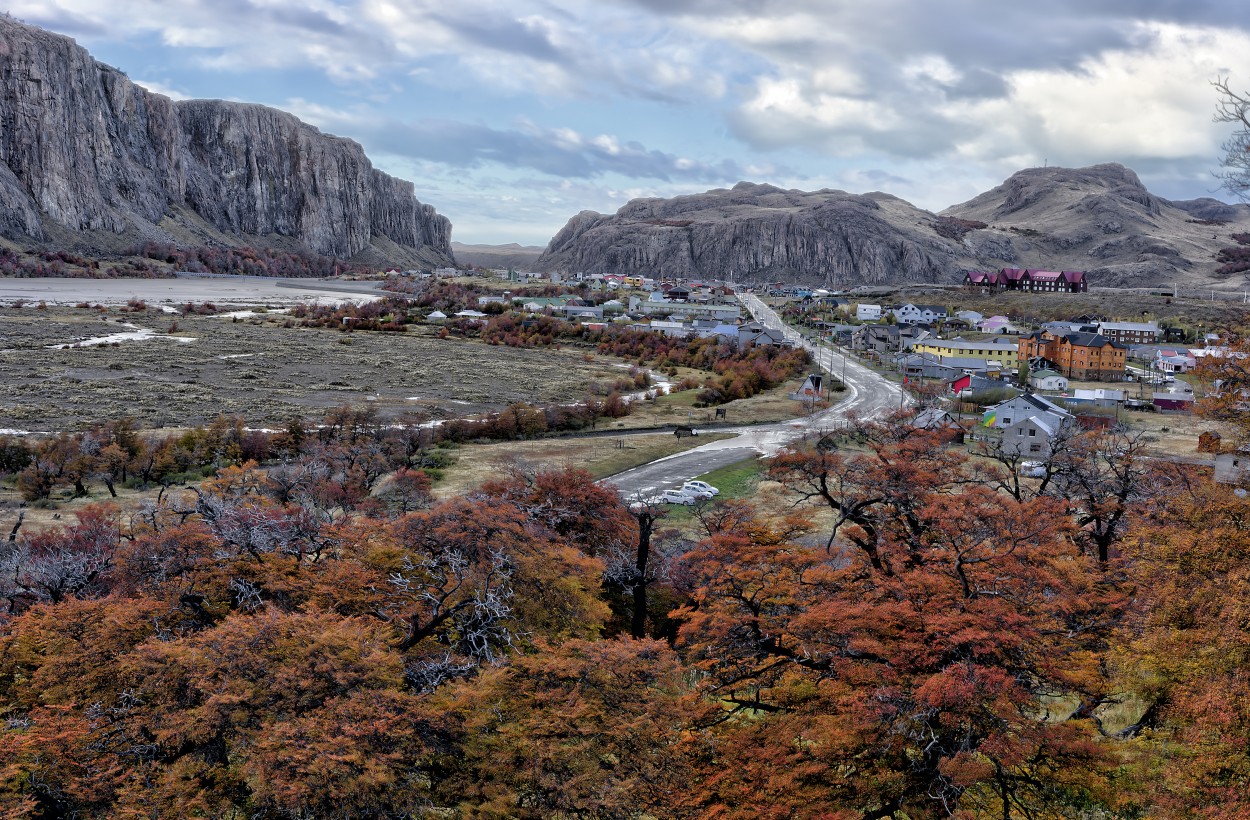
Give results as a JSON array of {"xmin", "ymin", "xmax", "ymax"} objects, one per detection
[
  {"xmin": 628, "ymin": 495, "xmax": 664, "ymax": 511},
  {"xmin": 661, "ymin": 488, "xmax": 700, "ymax": 505},
  {"xmin": 1019, "ymin": 461, "xmax": 1046, "ymax": 478},
  {"xmin": 681, "ymin": 480, "xmax": 720, "ymax": 498}
]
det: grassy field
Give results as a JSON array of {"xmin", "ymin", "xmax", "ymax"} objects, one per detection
[
  {"xmin": 659, "ymin": 455, "xmax": 767, "ymax": 526},
  {"xmin": 612, "ymin": 375, "xmax": 841, "ymax": 430}
]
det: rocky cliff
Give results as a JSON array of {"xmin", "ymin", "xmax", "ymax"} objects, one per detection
[
  {"xmin": 0, "ymin": 16, "xmax": 452, "ymax": 266},
  {"xmin": 538, "ymin": 183, "xmax": 966, "ymax": 286},
  {"xmin": 538, "ymin": 165, "xmax": 1250, "ymax": 289}
]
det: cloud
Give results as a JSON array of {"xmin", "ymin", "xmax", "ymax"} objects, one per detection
[
  {"xmin": 287, "ymin": 99, "xmax": 761, "ymax": 183},
  {"xmin": 133, "ymin": 79, "xmax": 191, "ymax": 101}
]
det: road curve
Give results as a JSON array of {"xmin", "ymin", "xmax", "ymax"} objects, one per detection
[{"xmin": 602, "ymin": 293, "xmax": 910, "ymax": 499}]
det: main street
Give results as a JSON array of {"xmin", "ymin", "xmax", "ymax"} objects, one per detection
[{"xmin": 602, "ymin": 292, "xmax": 911, "ymax": 499}]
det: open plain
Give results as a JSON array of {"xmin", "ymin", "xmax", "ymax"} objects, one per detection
[{"xmin": 0, "ymin": 303, "xmax": 640, "ymax": 431}]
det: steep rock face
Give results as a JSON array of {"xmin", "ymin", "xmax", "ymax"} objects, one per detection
[
  {"xmin": 538, "ymin": 183, "xmax": 965, "ymax": 286},
  {"xmin": 0, "ymin": 16, "xmax": 451, "ymax": 263}
]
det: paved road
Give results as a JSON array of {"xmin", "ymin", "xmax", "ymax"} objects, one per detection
[{"xmin": 602, "ymin": 293, "xmax": 911, "ymax": 499}]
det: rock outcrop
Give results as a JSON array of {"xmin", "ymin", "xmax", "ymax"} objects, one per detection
[
  {"xmin": 0, "ymin": 15, "xmax": 452, "ymax": 265},
  {"xmin": 942, "ymin": 163, "xmax": 1249, "ymax": 287},
  {"xmin": 538, "ymin": 183, "xmax": 966, "ymax": 287},
  {"xmin": 538, "ymin": 165, "xmax": 1250, "ymax": 289}
]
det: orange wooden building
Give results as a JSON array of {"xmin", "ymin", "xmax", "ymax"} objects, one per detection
[{"xmin": 1018, "ymin": 330, "xmax": 1126, "ymax": 381}]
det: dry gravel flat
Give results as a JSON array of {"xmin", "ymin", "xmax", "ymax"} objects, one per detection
[{"xmin": 0, "ymin": 306, "xmax": 632, "ymax": 431}]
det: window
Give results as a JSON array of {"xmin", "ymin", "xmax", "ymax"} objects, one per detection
[
  {"xmin": 1030, "ymin": 444, "xmax": 1042, "ymax": 453},
  {"xmin": 1017, "ymin": 428, "xmax": 1025, "ymax": 436},
  {"xmin": 1029, "ymin": 429, "xmax": 1036, "ymax": 437}
]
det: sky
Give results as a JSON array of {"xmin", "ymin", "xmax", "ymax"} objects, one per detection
[{"xmin": 9, "ymin": 0, "xmax": 1250, "ymax": 246}]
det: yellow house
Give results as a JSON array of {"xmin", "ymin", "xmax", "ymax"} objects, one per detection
[{"xmin": 910, "ymin": 339, "xmax": 1020, "ymax": 367}]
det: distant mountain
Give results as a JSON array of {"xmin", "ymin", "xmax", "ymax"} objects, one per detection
[
  {"xmin": 0, "ymin": 16, "xmax": 453, "ymax": 268},
  {"xmin": 942, "ymin": 163, "xmax": 1249, "ymax": 287},
  {"xmin": 536, "ymin": 164, "xmax": 1250, "ymax": 288},
  {"xmin": 451, "ymin": 241, "xmax": 545, "ymax": 271}
]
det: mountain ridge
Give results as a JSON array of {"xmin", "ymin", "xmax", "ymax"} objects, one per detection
[
  {"xmin": 0, "ymin": 15, "xmax": 453, "ymax": 268},
  {"xmin": 535, "ymin": 164, "xmax": 1250, "ymax": 288}
]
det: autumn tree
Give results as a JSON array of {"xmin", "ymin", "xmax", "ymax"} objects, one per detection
[
  {"xmin": 1043, "ymin": 426, "xmax": 1156, "ymax": 562},
  {"xmin": 433, "ymin": 638, "xmax": 707, "ymax": 818},
  {"xmin": 1114, "ymin": 480, "xmax": 1250, "ymax": 815},
  {"xmin": 685, "ymin": 423, "xmax": 1124, "ymax": 817}
]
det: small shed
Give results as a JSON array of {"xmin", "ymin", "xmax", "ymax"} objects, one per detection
[{"xmin": 1198, "ymin": 431, "xmax": 1223, "ymax": 453}]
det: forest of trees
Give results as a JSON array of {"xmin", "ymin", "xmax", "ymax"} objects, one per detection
[{"xmin": 1, "ymin": 378, "xmax": 1249, "ymax": 816}]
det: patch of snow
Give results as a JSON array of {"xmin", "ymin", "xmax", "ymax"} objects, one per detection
[
  {"xmin": 219, "ymin": 353, "xmax": 261, "ymax": 360},
  {"xmin": 47, "ymin": 323, "xmax": 197, "ymax": 349}
]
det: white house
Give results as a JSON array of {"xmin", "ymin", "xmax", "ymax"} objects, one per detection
[
  {"xmin": 956, "ymin": 309, "xmax": 984, "ymax": 325},
  {"xmin": 1029, "ymin": 369, "xmax": 1069, "ymax": 391},
  {"xmin": 893, "ymin": 303, "xmax": 948, "ymax": 325},
  {"xmin": 856, "ymin": 303, "xmax": 883, "ymax": 321},
  {"xmin": 1073, "ymin": 388, "xmax": 1125, "ymax": 406},
  {"xmin": 1000, "ymin": 413, "xmax": 1068, "ymax": 456}
]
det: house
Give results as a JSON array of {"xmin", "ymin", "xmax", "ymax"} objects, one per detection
[
  {"xmin": 1214, "ymin": 449, "xmax": 1250, "ymax": 484},
  {"xmin": 629, "ymin": 320, "xmax": 690, "ymax": 338},
  {"xmin": 910, "ymin": 407, "xmax": 963, "ymax": 431},
  {"xmin": 852, "ymin": 324, "xmax": 902, "ymax": 354},
  {"xmin": 1153, "ymin": 348, "xmax": 1196, "ymax": 374},
  {"xmin": 999, "ymin": 413, "xmax": 1069, "ymax": 456},
  {"xmin": 910, "ymin": 338, "xmax": 1019, "ymax": 368},
  {"xmin": 856, "ymin": 304, "xmax": 884, "ymax": 321},
  {"xmin": 896, "ymin": 353, "xmax": 963, "ymax": 382},
  {"xmin": 1018, "ymin": 330, "xmax": 1126, "ymax": 381},
  {"xmin": 1097, "ymin": 321, "xmax": 1161, "ymax": 345},
  {"xmin": 558, "ymin": 304, "xmax": 604, "ymax": 320},
  {"xmin": 977, "ymin": 315, "xmax": 1017, "ymax": 334},
  {"xmin": 951, "ymin": 373, "xmax": 1012, "ymax": 397},
  {"xmin": 956, "ymin": 310, "xmax": 984, "ymax": 325},
  {"xmin": 897, "ymin": 325, "xmax": 932, "ymax": 349},
  {"xmin": 982, "ymin": 393, "xmax": 1073, "ymax": 430},
  {"xmin": 964, "ymin": 268, "xmax": 1088, "ymax": 293},
  {"xmin": 694, "ymin": 322, "xmax": 741, "ymax": 346},
  {"xmin": 1029, "ymin": 369, "xmax": 1069, "ymax": 391},
  {"xmin": 893, "ymin": 303, "xmax": 948, "ymax": 325},
  {"xmin": 633, "ymin": 300, "xmax": 742, "ymax": 321},
  {"xmin": 739, "ymin": 321, "xmax": 787, "ymax": 348},
  {"xmin": 1072, "ymin": 388, "xmax": 1125, "ymax": 407}
]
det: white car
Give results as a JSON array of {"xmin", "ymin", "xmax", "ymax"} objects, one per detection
[
  {"xmin": 661, "ymin": 488, "xmax": 700, "ymax": 505},
  {"xmin": 681, "ymin": 480, "xmax": 720, "ymax": 498}
]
